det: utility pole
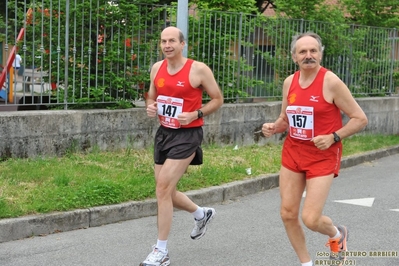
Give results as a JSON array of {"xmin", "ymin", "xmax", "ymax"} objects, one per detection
[{"xmin": 176, "ymin": 0, "xmax": 188, "ymax": 57}]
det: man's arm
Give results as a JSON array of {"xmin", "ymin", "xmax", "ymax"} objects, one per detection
[
  {"xmin": 311, "ymin": 71, "xmax": 368, "ymax": 150},
  {"xmin": 145, "ymin": 61, "xmax": 162, "ymax": 118},
  {"xmin": 193, "ymin": 61, "xmax": 223, "ymax": 117},
  {"xmin": 146, "ymin": 61, "xmax": 162, "ymax": 108},
  {"xmin": 273, "ymin": 76, "xmax": 291, "ymax": 133},
  {"xmin": 327, "ymin": 72, "xmax": 368, "ymax": 139},
  {"xmin": 262, "ymin": 75, "xmax": 291, "ymax": 137}
]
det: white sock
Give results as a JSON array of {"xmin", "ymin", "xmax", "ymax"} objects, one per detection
[
  {"xmin": 301, "ymin": 261, "xmax": 313, "ymax": 266},
  {"xmin": 156, "ymin": 239, "xmax": 168, "ymax": 251},
  {"xmin": 192, "ymin": 206, "xmax": 205, "ymax": 220},
  {"xmin": 331, "ymin": 226, "xmax": 340, "ymax": 239}
]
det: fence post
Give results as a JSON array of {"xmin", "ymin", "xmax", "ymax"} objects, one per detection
[
  {"xmin": 63, "ymin": 0, "xmax": 70, "ymax": 110},
  {"xmin": 236, "ymin": 12, "xmax": 243, "ymax": 102},
  {"xmin": 346, "ymin": 24, "xmax": 355, "ymax": 88},
  {"xmin": 389, "ymin": 28, "xmax": 397, "ymax": 95}
]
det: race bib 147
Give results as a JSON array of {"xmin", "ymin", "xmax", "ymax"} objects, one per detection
[{"xmin": 157, "ymin": 95, "xmax": 184, "ymax": 129}]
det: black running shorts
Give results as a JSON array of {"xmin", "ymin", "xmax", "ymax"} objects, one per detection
[{"xmin": 154, "ymin": 126, "xmax": 203, "ymax": 165}]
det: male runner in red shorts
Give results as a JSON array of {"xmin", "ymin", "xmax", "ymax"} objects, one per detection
[
  {"xmin": 140, "ymin": 26, "xmax": 223, "ymax": 266},
  {"xmin": 262, "ymin": 32, "xmax": 368, "ymax": 266}
]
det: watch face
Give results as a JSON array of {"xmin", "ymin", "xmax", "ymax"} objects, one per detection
[{"xmin": 334, "ymin": 133, "xmax": 340, "ymax": 142}]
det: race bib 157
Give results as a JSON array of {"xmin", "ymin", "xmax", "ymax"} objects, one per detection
[{"xmin": 286, "ymin": 105, "xmax": 314, "ymax": 140}]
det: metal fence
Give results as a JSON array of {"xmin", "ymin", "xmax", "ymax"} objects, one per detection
[{"xmin": 1, "ymin": 1, "xmax": 398, "ymax": 109}]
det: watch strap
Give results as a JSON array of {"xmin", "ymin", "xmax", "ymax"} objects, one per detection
[
  {"xmin": 333, "ymin": 132, "xmax": 340, "ymax": 142},
  {"xmin": 197, "ymin": 109, "xmax": 203, "ymax": 119}
]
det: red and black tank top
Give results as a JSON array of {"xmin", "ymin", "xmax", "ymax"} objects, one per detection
[{"xmin": 154, "ymin": 59, "xmax": 203, "ymax": 128}]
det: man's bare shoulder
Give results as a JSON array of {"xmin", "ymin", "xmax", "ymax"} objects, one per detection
[
  {"xmin": 324, "ymin": 70, "xmax": 344, "ymax": 87},
  {"xmin": 191, "ymin": 60, "xmax": 210, "ymax": 72},
  {"xmin": 324, "ymin": 70, "xmax": 340, "ymax": 79},
  {"xmin": 283, "ymin": 74, "xmax": 295, "ymax": 85},
  {"xmin": 150, "ymin": 60, "xmax": 164, "ymax": 76},
  {"xmin": 151, "ymin": 60, "xmax": 164, "ymax": 71}
]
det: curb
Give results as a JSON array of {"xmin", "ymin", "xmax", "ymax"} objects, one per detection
[{"xmin": 1, "ymin": 145, "xmax": 398, "ymax": 243}]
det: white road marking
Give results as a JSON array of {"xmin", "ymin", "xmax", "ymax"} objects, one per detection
[{"xmin": 334, "ymin": 197, "xmax": 375, "ymax": 207}]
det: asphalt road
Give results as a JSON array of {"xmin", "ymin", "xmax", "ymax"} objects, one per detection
[{"xmin": 0, "ymin": 154, "xmax": 398, "ymax": 266}]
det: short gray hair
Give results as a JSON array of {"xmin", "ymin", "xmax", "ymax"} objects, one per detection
[
  {"xmin": 178, "ymin": 30, "xmax": 185, "ymax": 43},
  {"xmin": 290, "ymin": 32, "xmax": 324, "ymax": 54}
]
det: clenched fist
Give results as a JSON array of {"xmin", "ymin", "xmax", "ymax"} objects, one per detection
[
  {"xmin": 146, "ymin": 102, "xmax": 157, "ymax": 117},
  {"xmin": 262, "ymin": 123, "xmax": 276, "ymax": 138}
]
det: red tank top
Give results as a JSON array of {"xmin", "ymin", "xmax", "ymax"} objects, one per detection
[
  {"xmin": 286, "ymin": 67, "xmax": 342, "ymax": 143},
  {"xmin": 154, "ymin": 59, "xmax": 203, "ymax": 128}
]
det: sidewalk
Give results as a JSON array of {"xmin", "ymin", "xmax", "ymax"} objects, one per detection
[{"xmin": 0, "ymin": 145, "xmax": 398, "ymax": 244}]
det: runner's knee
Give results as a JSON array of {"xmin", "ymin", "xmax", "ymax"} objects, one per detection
[
  {"xmin": 280, "ymin": 206, "xmax": 299, "ymax": 222},
  {"xmin": 301, "ymin": 212, "xmax": 321, "ymax": 231}
]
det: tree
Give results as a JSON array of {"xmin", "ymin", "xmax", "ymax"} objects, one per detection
[
  {"xmin": 191, "ymin": 0, "xmax": 258, "ymax": 13},
  {"xmin": 0, "ymin": 14, "xmax": 5, "ymax": 43},
  {"xmin": 273, "ymin": 0, "xmax": 346, "ymax": 24},
  {"xmin": 257, "ymin": 0, "xmax": 399, "ymax": 28},
  {"xmin": 341, "ymin": 0, "xmax": 399, "ymax": 28},
  {"xmin": 255, "ymin": 0, "xmax": 276, "ymax": 14},
  {"xmin": 0, "ymin": 0, "xmax": 6, "ymax": 18}
]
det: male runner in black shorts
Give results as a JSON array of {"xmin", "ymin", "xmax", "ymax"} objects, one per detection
[{"xmin": 140, "ymin": 26, "xmax": 223, "ymax": 266}]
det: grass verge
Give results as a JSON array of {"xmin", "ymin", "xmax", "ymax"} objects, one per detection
[{"xmin": 0, "ymin": 134, "xmax": 398, "ymax": 219}]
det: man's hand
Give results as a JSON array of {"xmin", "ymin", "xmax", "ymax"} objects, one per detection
[
  {"xmin": 262, "ymin": 123, "xmax": 276, "ymax": 138},
  {"xmin": 311, "ymin": 134, "xmax": 335, "ymax": 150},
  {"xmin": 146, "ymin": 102, "xmax": 157, "ymax": 117},
  {"xmin": 177, "ymin": 111, "xmax": 197, "ymax": 126}
]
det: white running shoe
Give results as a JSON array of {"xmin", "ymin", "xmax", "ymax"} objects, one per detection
[
  {"xmin": 139, "ymin": 245, "xmax": 170, "ymax": 266},
  {"xmin": 190, "ymin": 207, "xmax": 216, "ymax": 240}
]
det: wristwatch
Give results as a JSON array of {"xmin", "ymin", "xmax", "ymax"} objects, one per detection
[
  {"xmin": 197, "ymin": 109, "xmax": 203, "ymax": 119},
  {"xmin": 332, "ymin": 132, "xmax": 341, "ymax": 143}
]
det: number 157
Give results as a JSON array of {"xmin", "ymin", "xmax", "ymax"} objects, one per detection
[{"xmin": 291, "ymin": 115, "xmax": 307, "ymax": 128}]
